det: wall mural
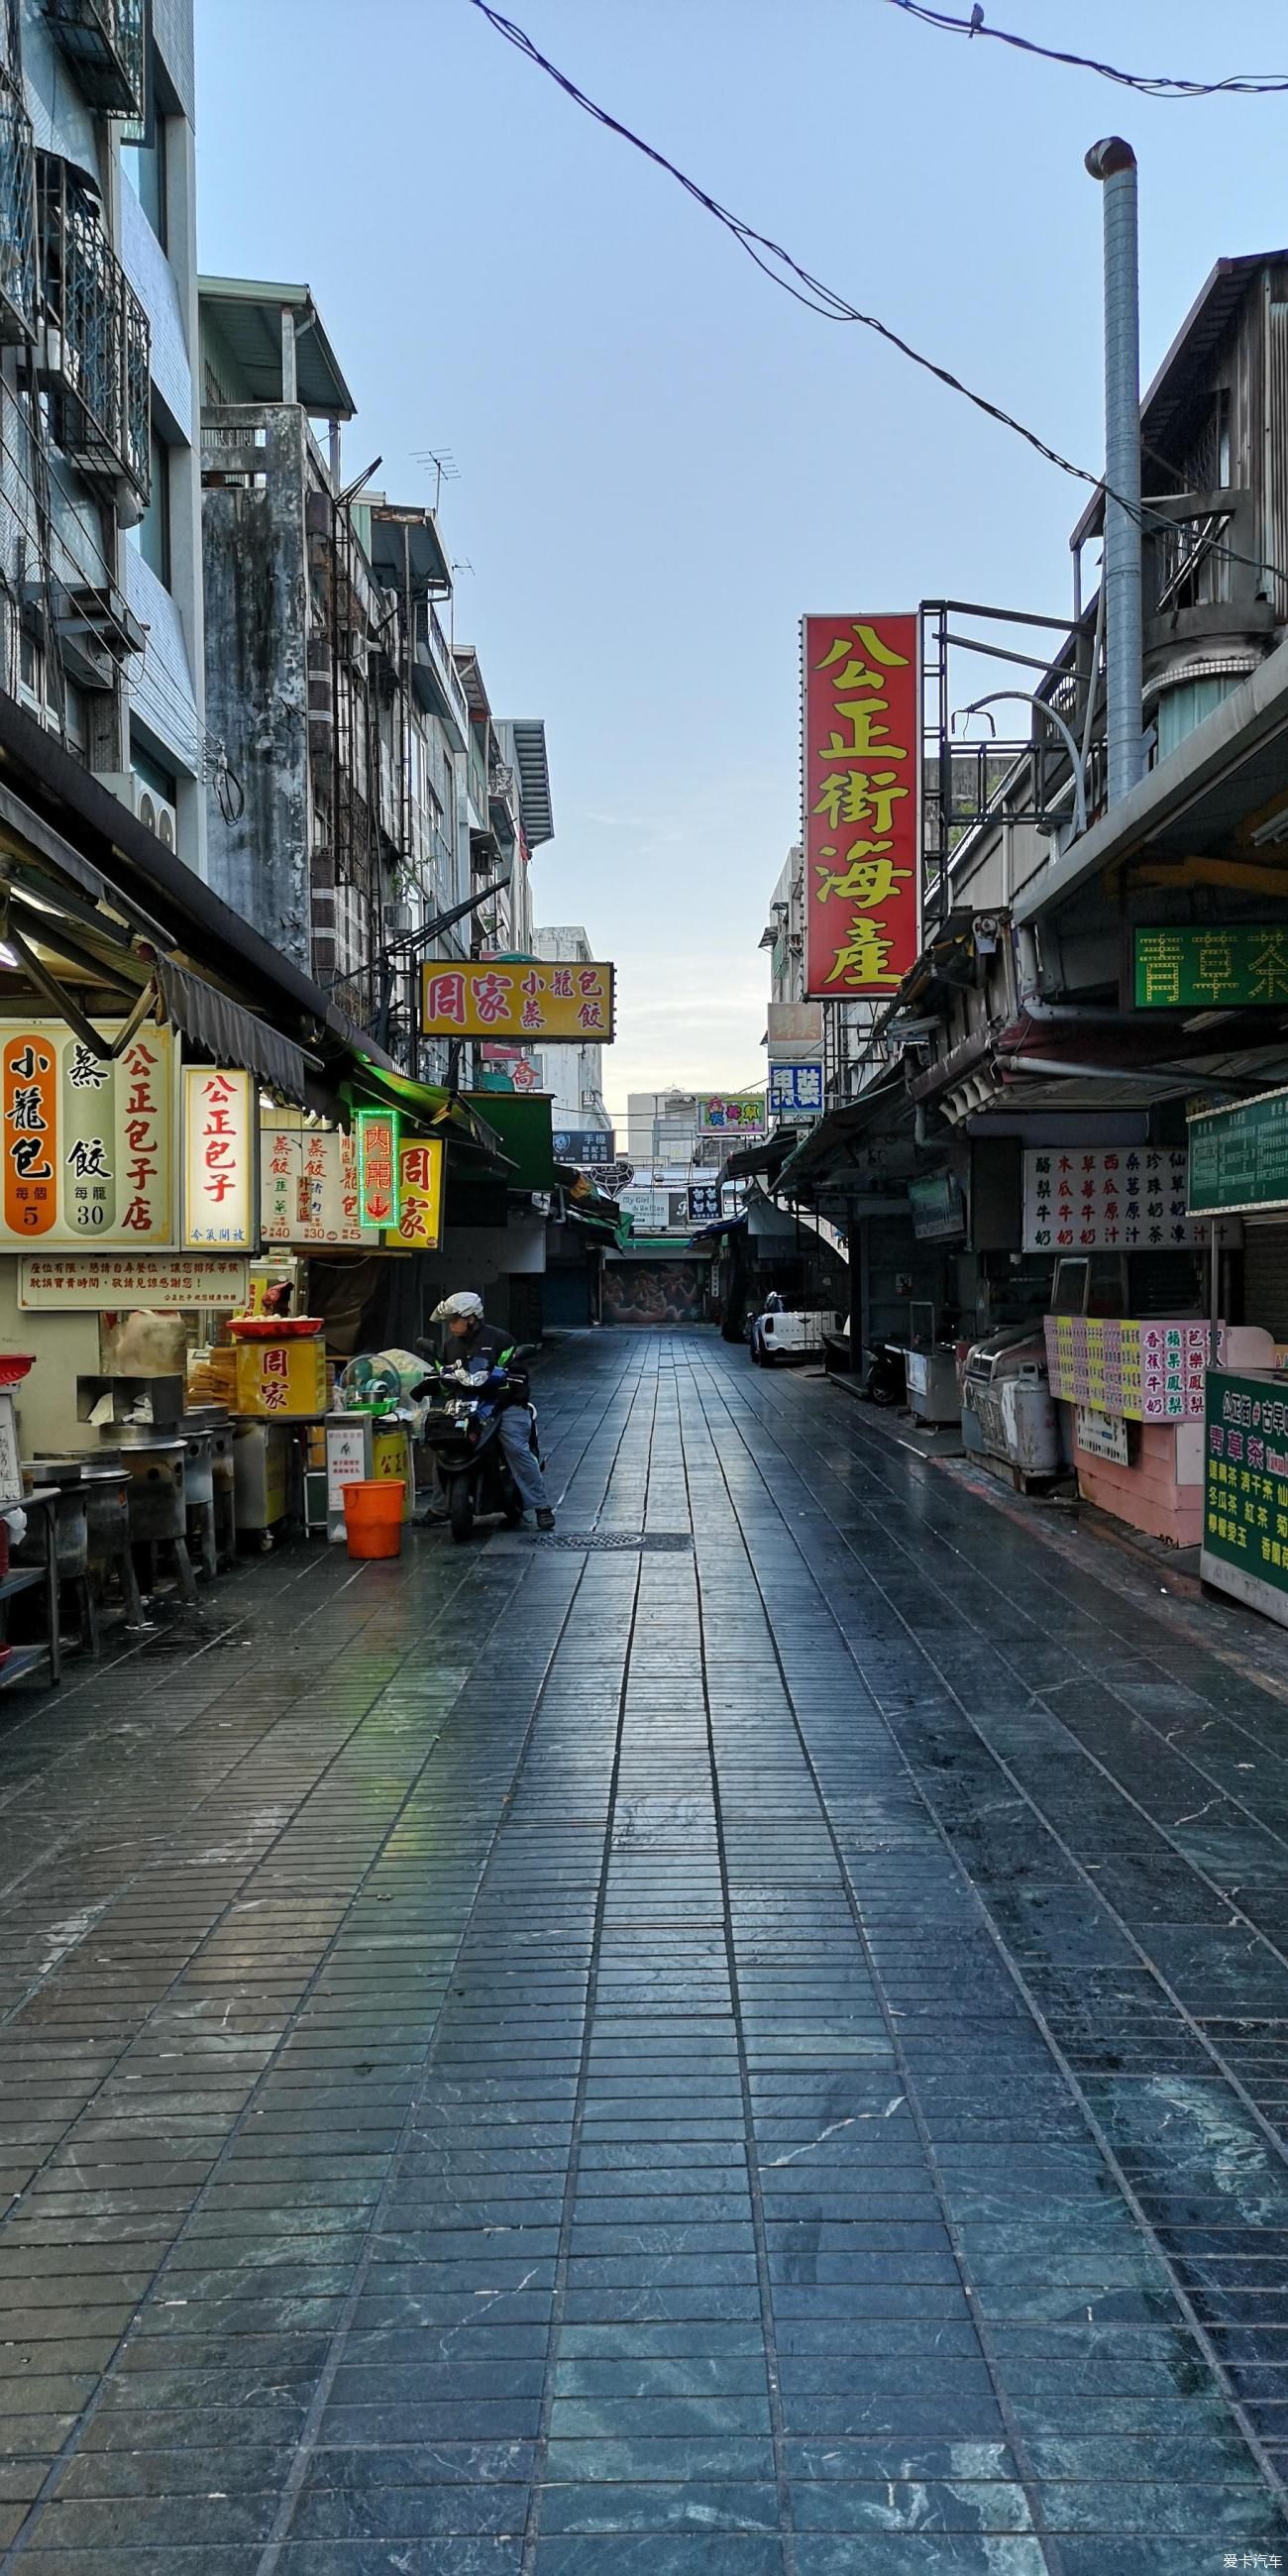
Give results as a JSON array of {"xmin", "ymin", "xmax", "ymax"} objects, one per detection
[{"xmin": 602, "ymin": 1262, "xmax": 707, "ymax": 1328}]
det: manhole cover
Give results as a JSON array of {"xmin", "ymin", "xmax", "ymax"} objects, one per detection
[{"xmin": 520, "ymin": 1531, "xmax": 693, "ymax": 1553}]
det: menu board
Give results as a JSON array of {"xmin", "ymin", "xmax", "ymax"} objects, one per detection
[
  {"xmin": 1023, "ymin": 1147, "xmax": 1207, "ymax": 1250},
  {"xmin": 1203, "ymin": 1368, "xmax": 1288, "ymax": 1627},
  {"xmin": 1045, "ymin": 1316, "xmax": 1219, "ymax": 1422},
  {"xmin": 1188, "ymin": 1089, "xmax": 1288, "ymax": 1216}
]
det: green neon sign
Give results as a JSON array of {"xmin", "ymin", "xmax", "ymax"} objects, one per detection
[
  {"xmin": 1134, "ymin": 923, "xmax": 1288, "ymax": 1009},
  {"xmin": 355, "ymin": 1107, "xmax": 402, "ymax": 1231}
]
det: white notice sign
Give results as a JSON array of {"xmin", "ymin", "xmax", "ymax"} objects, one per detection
[
  {"xmin": 1023, "ymin": 1146, "xmax": 1209, "ymax": 1251},
  {"xmin": 19, "ymin": 1254, "xmax": 251, "ymax": 1309}
]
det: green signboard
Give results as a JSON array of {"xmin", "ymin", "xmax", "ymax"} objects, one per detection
[
  {"xmin": 1203, "ymin": 1367, "xmax": 1288, "ymax": 1628},
  {"xmin": 1188, "ymin": 1088, "xmax": 1288, "ymax": 1217},
  {"xmin": 1134, "ymin": 922, "xmax": 1288, "ymax": 1008}
]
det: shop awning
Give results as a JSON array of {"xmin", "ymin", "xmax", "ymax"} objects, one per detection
[
  {"xmin": 343, "ymin": 1068, "xmax": 510, "ymax": 1171},
  {"xmin": 461, "ymin": 1092, "xmax": 554, "ymax": 1191},
  {"xmin": 158, "ymin": 958, "xmax": 308, "ymax": 1105},
  {"xmin": 723, "ymin": 1129, "xmax": 801, "ymax": 1182}
]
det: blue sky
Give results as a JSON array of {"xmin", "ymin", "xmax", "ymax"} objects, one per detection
[{"xmin": 195, "ymin": 0, "xmax": 1288, "ymax": 1121}]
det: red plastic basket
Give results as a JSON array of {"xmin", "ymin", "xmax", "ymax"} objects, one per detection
[{"xmin": 0, "ymin": 1354, "xmax": 34, "ymax": 1385}]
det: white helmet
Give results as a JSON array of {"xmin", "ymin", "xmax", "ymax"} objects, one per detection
[{"xmin": 432, "ymin": 1290, "xmax": 483, "ymax": 1323}]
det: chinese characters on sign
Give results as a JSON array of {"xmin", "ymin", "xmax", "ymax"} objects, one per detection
[
  {"xmin": 1203, "ymin": 1370, "xmax": 1288, "ymax": 1628},
  {"xmin": 260, "ymin": 1123, "xmax": 374, "ymax": 1246},
  {"xmin": 697, "ymin": 1096, "xmax": 765, "ymax": 1135},
  {"xmin": 0, "ymin": 1023, "xmax": 175, "ymax": 1248},
  {"xmin": 392, "ymin": 1138, "xmax": 445, "ymax": 1249},
  {"xmin": 768, "ymin": 1063, "xmax": 823, "ymax": 1119},
  {"xmin": 356, "ymin": 1108, "xmax": 401, "ymax": 1231},
  {"xmin": 182, "ymin": 1067, "xmax": 255, "ymax": 1250},
  {"xmin": 422, "ymin": 960, "xmax": 615, "ymax": 1041},
  {"xmin": 19, "ymin": 1254, "xmax": 251, "ymax": 1310},
  {"xmin": 1022, "ymin": 1147, "xmax": 1210, "ymax": 1250},
  {"xmin": 1045, "ymin": 1316, "xmax": 1220, "ymax": 1422},
  {"xmin": 802, "ymin": 614, "xmax": 919, "ymax": 998},
  {"xmin": 552, "ymin": 1129, "xmax": 615, "ymax": 1167},
  {"xmin": 1188, "ymin": 1087, "xmax": 1288, "ymax": 1217},
  {"xmin": 688, "ymin": 1183, "xmax": 720, "ymax": 1225},
  {"xmin": 1135, "ymin": 924, "xmax": 1288, "ymax": 1009}
]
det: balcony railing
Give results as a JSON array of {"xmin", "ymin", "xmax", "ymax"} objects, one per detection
[
  {"xmin": 39, "ymin": 0, "xmax": 145, "ymax": 118},
  {"xmin": 37, "ymin": 153, "xmax": 150, "ymax": 504},
  {"xmin": 0, "ymin": 69, "xmax": 36, "ymax": 346}
]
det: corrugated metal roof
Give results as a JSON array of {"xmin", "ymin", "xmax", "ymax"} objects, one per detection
[{"xmin": 199, "ymin": 277, "xmax": 357, "ymax": 420}]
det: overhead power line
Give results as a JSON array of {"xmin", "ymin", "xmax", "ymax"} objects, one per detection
[
  {"xmin": 464, "ymin": 0, "xmax": 1288, "ymax": 602},
  {"xmin": 878, "ymin": 1, "xmax": 1288, "ymax": 98}
]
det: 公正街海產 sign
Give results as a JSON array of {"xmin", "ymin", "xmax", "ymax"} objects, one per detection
[{"xmin": 802, "ymin": 615, "xmax": 919, "ymax": 1001}]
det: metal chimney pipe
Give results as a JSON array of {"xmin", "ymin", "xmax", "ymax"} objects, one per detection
[{"xmin": 1085, "ymin": 136, "xmax": 1143, "ymax": 806}]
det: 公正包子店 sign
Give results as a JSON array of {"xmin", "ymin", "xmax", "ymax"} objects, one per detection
[
  {"xmin": 803, "ymin": 614, "xmax": 919, "ymax": 1000},
  {"xmin": 182, "ymin": 1067, "xmax": 255, "ymax": 1250},
  {"xmin": 422, "ymin": 960, "xmax": 614, "ymax": 1041},
  {"xmin": 0, "ymin": 1022, "xmax": 175, "ymax": 1248}
]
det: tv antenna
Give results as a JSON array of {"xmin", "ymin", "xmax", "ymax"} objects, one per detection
[{"xmin": 414, "ymin": 445, "xmax": 460, "ymax": 511}]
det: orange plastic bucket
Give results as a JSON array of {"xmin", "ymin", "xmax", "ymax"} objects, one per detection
[{"xmin": 343, "ymin": 1478, "xmax": 405, "ymax": 1560}]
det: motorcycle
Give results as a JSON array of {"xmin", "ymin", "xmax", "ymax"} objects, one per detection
[
  {"xmin": 860, "ymin": 1340, "xmax": 905, "ymax": 1408},
  {"xmin": 414, "ymin": 1344, "xmax": 539, "ymax": 1543}
]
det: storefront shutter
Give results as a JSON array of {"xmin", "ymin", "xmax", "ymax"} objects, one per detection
[{"xmin": 1243, "ymin": 1222, "xmax": 1288, "ymax": 1339}]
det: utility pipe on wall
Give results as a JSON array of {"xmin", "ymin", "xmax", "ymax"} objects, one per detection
[{"xmin": 1085, "ymin": 136, "xmax": 1144, "ymax": 806}]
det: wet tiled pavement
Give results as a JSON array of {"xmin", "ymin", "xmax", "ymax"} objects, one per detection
[{"xmin": 2, "ymin": 1331, "xmax": 1288, "ymax": 2573}]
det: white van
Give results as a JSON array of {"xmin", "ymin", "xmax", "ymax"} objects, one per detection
[{"xmin": 749, "ymin": 1308, "xmax": 838, "ymax": 1365}]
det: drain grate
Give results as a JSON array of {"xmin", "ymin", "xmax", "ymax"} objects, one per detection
[{"xmin": 521, "ymin": 1530, "xmax": 693, "ymax": 1553}]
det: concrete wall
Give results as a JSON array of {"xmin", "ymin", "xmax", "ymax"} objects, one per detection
[{"xmin": 202, "ymin": 409, "xmax": 311, "ymax": 967}]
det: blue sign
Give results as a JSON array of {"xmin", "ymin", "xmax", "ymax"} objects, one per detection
[
  {"xmin": 769, "ymin": 1062, "xmax": 823, "ymax": 1117},
  {"xmin": 552, "ymin": 1127, "xmax": 615, "ymax": 1167}
]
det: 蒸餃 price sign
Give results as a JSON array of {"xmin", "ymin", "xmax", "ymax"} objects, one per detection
[
  {"xmin": 0, "ymin": 1022, "xmax": 176, "ymax": 1248},
  {"xmin": 803, "ymin": 614, "xmax": 920, "ymax": 1000}
]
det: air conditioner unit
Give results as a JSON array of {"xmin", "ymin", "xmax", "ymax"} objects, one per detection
[{"xmin": 94, "ymin": 771, "xmax": 178, "ymax": 852}]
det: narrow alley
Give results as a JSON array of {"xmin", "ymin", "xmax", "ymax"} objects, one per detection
[{"xmin": 2, "ymin": 1334, "xmax": 1288, "ymax": 2575}]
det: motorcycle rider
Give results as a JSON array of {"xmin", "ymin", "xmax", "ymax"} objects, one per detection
[{"xmin": 428, "ymin": 1291, "xmax": 556, "ymax": 1529}]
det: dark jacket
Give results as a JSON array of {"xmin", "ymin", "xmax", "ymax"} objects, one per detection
[{"xmin": 454, "ymin": 1318, "xmax": 514, "ymax": 1373}]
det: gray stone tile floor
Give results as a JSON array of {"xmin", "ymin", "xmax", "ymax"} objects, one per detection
[{"xmin": 0, "ymin": 1329, "xmax": 1286, "ymax": 2572}]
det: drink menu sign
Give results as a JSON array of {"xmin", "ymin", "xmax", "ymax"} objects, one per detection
[
  {"xmin": 1203, "ymin": 1368, "xmax": 1288, "ymax": 1628},
  {"xmin": 1023, "ymin": 1147, "xmax": 1209, "ymax": 1250},
  {"xmin": 0, "ymin": 1022, "xmax": 175, "ymax": 1248},
  {"xmin": 1045, "ymin": 1315, "xmax": 1220, "ymax": 1422}
]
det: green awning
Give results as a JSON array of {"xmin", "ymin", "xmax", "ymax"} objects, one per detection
[
  {"xmin": 461, "ymin": 1091, "xmax": 555, "ymax": 1191},
  {"xmin": 342, "ymin": 1070, "xmax": 510, "ymax": 1170}
]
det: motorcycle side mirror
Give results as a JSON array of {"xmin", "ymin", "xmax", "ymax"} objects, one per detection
[{"xmin": 511, "ymin": 1342, "xmax": 536, "ymax": 1363}]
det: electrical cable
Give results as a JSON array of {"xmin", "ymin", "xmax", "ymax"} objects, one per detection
[
  {"xmin": 878, "ymin": 0, "xmax": 1288, "ymax": 98},
  {"xmin": 463, "ymin": 0, "xmax": 1288, "ymax": 599}
]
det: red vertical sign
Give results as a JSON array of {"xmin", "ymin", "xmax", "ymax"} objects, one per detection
[{"xmin": 803, "ymin": 614, "xmax": 919, "ymax": 1000}]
